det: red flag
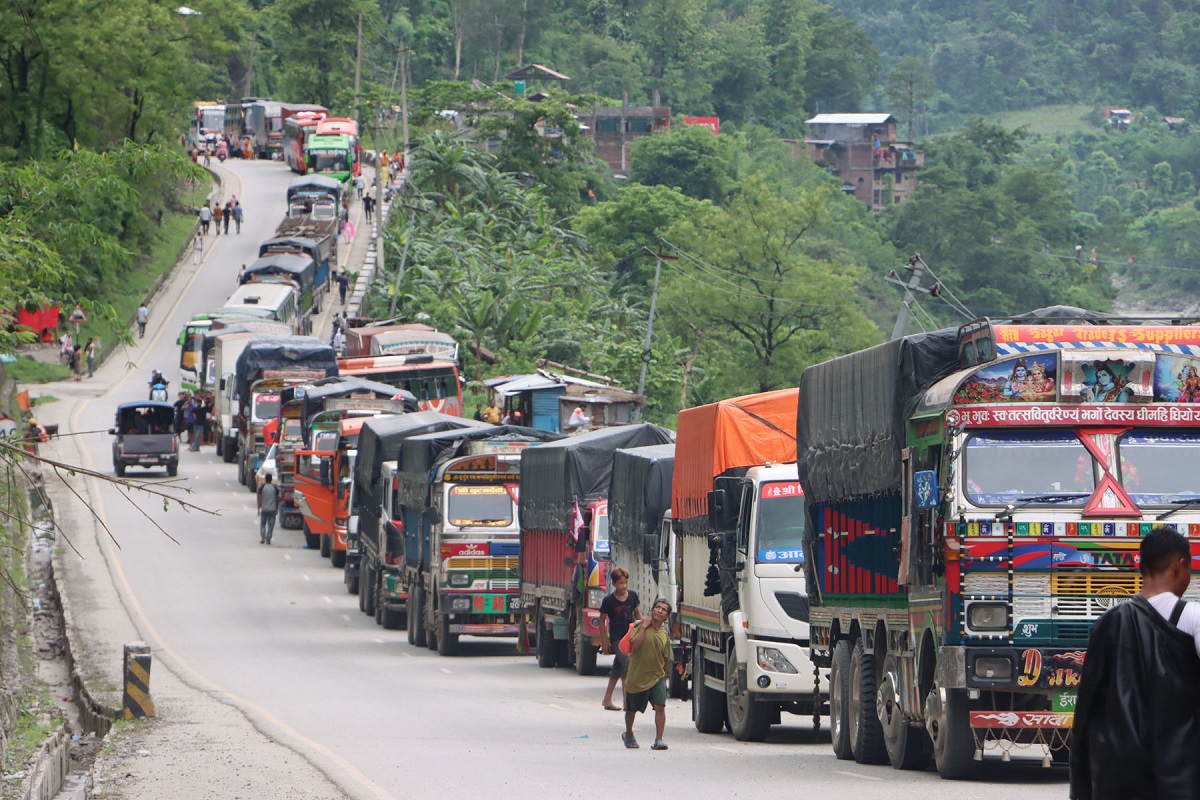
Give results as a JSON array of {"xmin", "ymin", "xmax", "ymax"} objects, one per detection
[{"xmin": 570, "ymin": 498, "xmax": 584, "ymax": 543}]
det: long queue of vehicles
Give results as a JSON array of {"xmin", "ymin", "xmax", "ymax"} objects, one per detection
[
  {"xmin": 255, "ymin": 306, "xmax": 1200, "ymax": 783},
  {"xmin": 190, "ymin": 99, "xmax": 363, "ymax": 169}
]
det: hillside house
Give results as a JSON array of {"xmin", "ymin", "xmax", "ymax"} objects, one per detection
[
  {"xmin": 804, "ymin": 113, "xmax": 924, "ymax": 211},
  {"xmin": 577, "ymin": 105, "xmax": 671, "ymax": 173}
]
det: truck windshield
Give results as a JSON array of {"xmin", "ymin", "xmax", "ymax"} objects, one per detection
[
  {"xmin": 964, "ymin": 431, "xmax": 1094, "ymax": 506},
  {"xmin": 757, "ymin": 482, "xmax": 806, "ymax": 563},
  {"xmin": 447, "ymin": 485, "xmax": 512, "ymax": 527},
  {"xmin": 252, "ymin": 394, "xmax": 280, "ymax": 422},
  {"xmin": 1119, "ymin": 430, "xmax": 1200, "ymax": 504},
  {"xmin": 592, "ymin": 512, "xmax": 610, "ymax": 558}
]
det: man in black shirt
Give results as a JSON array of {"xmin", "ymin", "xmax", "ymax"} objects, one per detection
[{"xmin": 599, "ymin": 566, "xmax": 642, "ymax": 711}]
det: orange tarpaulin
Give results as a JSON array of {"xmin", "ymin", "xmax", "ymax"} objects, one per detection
[
  {"xmin": 16, "ymin": 390, "xmax": 30, "ymax": 412},
  {"xmin": 673, "ymin": 388, "xmax": 799, "ymax": 525}
]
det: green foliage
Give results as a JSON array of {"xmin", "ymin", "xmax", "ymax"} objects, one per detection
[{"xmin": 630, "ymin": 124, "xmax": 736, "ymax": 203}]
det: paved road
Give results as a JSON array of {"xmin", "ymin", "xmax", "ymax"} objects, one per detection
[{"xmin": 42, "ymin": 158, "xmax": 1072, "ymax": 800}]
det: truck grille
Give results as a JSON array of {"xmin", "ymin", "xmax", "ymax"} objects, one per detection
[
  {"xmin": 489, "ymin": 579, "xmax": 520, "ymax": 591},
  {"xmin": 1051, "ymin": 574, "xmax": 1140, "ymax": 617},
  {"xmin": 447, "ymin": 556, "xmax": 518, "ymax": 571}
]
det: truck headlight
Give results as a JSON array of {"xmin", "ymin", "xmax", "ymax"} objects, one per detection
[
  {"xmin": 587, "ymin": 588, "xmax": 605, "ymax": 608},
  {"xmin": 973, "ymin": 656, "xmax": 1013, "ymax": 680},
  {"xmin": 968, "ymin": 603, "xmax": 1008, "ymax": 630},
  {"xmin": 448, "ymin": 572, "xmax": 471, "ymax": 588},
  {"xmin": 756, "ymin": 647, "xmax": 798, "ymax": 674},
  {"xmin": 450, "ymin": 597, "xmax": 472, "ymax": 612}
]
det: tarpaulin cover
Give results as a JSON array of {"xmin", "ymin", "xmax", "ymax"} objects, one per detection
[
  {"xmin": 287, "ymin": 174, "xmax": 343, "ymax": 203},
  {"xmin": 201, "ymin": 321, "xmax": 290, "ymax": 361},
  {"xmin": 673, "ymin": 388, "xmax": 798, "ymax": 532},
  {"xmin": 287, "ymin": 376, "xmax": 417, "ymax": 423},
  {"xmin": 16, "ymin": 306, "xmax": 60, "ymax": 338},
  {"xmin": 609, "ymin": 444, "xmax": 675, "ymax": 551},
  {"xmin": 519, "ymin": 424, "xmax": 675, "ymax": 532},
  {"xmin": 234, "ymin": 336, "xmax": 339, "ymax": 403},
  {"xmin": 796, "ymin": 329, "xmax": 959, "ymax": 505},
  {"xmin": 396, "ymin": 426, "xmax": 564, "ymax": 509},
  {"xmin": 241, "ymin": 253, "xmax": 316, "ymax": 290}
]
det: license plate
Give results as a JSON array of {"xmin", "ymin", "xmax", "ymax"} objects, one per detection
[
  {"xmin": 140, "ymin": 456, "xmax": 158, "ymax": 463},
  {"xmin": 472, "ymin": 594, "xmax": 507, "ymax": 613},
  {"xmin": 1053, "ymin": 691, "xmax": 1077, "ymax": 713}
]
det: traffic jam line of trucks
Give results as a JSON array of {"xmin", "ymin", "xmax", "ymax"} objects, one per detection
[{"xmin": 155, "ymin": 304, "xmax": 1200, "ymax": 779}]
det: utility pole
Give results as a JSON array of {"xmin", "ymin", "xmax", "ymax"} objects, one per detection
[
  {"xmin": 885, "ymin": 253, "xmax": 938, "ymax": 340},
  {"xmin": 243, "ymin": 31, "xmax": 256, "ymax": 98},
  {"xmin": 399, "ymin": 40, "xmax": 410, "ymax": 166},
  {"xmin": 352, "ymin": 12, "xmax": 362, "ymax": 124},
  {"xmin": 635, "ymin": 246, "xmax": 677, "ymax": 419}
]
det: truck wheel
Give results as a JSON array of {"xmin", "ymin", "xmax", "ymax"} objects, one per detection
[
  {"xmin": 692, "ymin": 647, "xmax": 725, "ymax": 734},
  {"xmin": 574, "ymin": 616, "xmax": 597, "ymax": 676},
  {"xmin": 238, "ymin": 452, "xmax": 247, "ymax": 484},
  {"xmin": 926, "ymin": 686, "xmax": 976, "ymax": 779},
  {"xmin": 361, "ymin": 563, "xmax": 376, "ymax": 616},
  {"xmin": 381, "ymin": 598, "xmax": 403, "ymax": 629},
  {"xmin": 374, "ymin": 576, "xmax": 385, "ymax": 625},
  {"xmin": 830, "ymin": 640, "xmax": 854, "ymax": 760},
  {"xmin": 215, "ymin": 436, "xmax": 223, "ymax": 457},
  {"xmin": 535, "ymin": 610, "xmax": 558, "ymax": 668},
  {"xmin": 320, "ymin": 532, "xmax": 331, "ymax": 558},
  {"xmin": 167, "ymin": 462, "xmax": 178, "ymax": 478},
  {"xmin": 222, "ymin": 438, "xmax": 236, "ymax": 463},
  {"xmin": 247, "ymin": 473, "xmax": 257, "ymax": 494},
  {"xmin": 115, "ymin": 463, "xmax": 126, "ymax": 478},
  {"xmin": 346, "ymin": 572, "xmax": 359, "ymax": 595},
  {"xmin": 849, "ymin": 639, "xmax": 887, "ymax": 764},
  {"xmin": 410, "ymin": 585, "xmax": 427, "ymax": 648},
  {"xmin": 424, "ymin": 606, "xmax": 438, "ymax": 651},
  {"xmin": 437, "ymin": 614, "xmax": 459, "ymax": 656},
  {"xmin": 406, "ymin": 587, "xmax": 418, "ymax": 644},
  {"xmin": 725, "ymin": 647, "xmax": 771, "ymax": 742},
  {"xmin": 303, "ymin": 522, "xmax": 319, "ymax": 550},
  {"xmin": 880, "ymin": 654, "xmax": 930, "ymax": 769},
  {"xmin": 331, "ymin": 548, "xmax": 346, "ymax": 569}
]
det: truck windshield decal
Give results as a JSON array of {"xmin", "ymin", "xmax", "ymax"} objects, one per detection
[
  {"xmin": 447, "ymin": 485, "xmax": 513, "ymax": 527},
  {"xmin": 757, "ymin": 483, "xmax": 805, "ymax": 563},
  {"xmin": 1118, "ymin": 429, "xmax": 1200, "ymax": 504},
  {"xmin": 965, "ymin": 431, "xmax": 1094, "ymax": 506}
]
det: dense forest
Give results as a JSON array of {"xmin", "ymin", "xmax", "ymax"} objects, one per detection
[{"xmin": 3, "ymin": 0, "xmax": 1200, "ymax": 414}]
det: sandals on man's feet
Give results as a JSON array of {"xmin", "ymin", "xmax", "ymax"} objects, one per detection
[
  {"xmin": 621, "ymin": 732, "xmax": 639, "ymax": 749},
  {"xmin": 651, "ymin": 740, "xmax": 668, "ymax": 751}
]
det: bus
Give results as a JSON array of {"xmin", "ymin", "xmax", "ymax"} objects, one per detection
[
  {"xmin": 315, "ymin": 117, "xmax": 361, "ymax": 177},
  {"xmin": 191, "ymin": 102, "xmax": 225, "ymax": 147},
  {"xmin": 304, "ymin": 133, "xmax": 357, "ymax": 183},
  {"xmin": 283, "ymin": 110, "xmax": 327, "ymax": 174},
  {"xmin": 221, "ymin": 283, "xmax": 304, "ymax": 335}
]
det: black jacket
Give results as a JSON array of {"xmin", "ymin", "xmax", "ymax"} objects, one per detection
[{"xmin": 1070, "ymin": 595, "xmax": 1200, "ymax": 800}]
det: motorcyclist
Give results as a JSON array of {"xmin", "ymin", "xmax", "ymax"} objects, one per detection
[{"xmin": 149, "ymin": 370, "xmax": 169, "ymax": 401}]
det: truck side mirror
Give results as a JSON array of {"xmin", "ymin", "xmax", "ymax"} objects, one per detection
[
  {"xmin": 574, "ymin": 526, "xmax": 590, "ymax": 553},
  {"xmin": 643, "ymin": 533, "xmax": 660, "ymax": 565},
  {"xmin": 708, "ymin": 489, "xmax": 727, "ymax": 531}
]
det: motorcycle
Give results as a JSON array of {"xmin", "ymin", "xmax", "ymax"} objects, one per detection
[
  {"xmin": 149, "ymin": 374, "xmax": 169, "ymax": 402},
  {"xmin": 217, "ymin": 142, "xmax": 228, "ymax": 163}
]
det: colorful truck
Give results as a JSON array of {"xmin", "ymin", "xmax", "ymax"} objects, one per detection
[
  {"xmin": 260, "ymin": 215, "xmax": 337, "ymax": 299},
  {"xmin": 519, "ymin": 423, "xmax": 674, "ymax": 674},
  {"xmin": 673, "ymin": 388, "xmax": 824, "ymax": 742},
  {"xmin": 348, "ymin": 412, "xmax": 489, "ymax": 605},
  {"xmin": 795, "ymin": 308, "xmax": 1200, "ymax": 777},
  {"xmin": 608, "ymin": 443, "xmax": 685, "ymax": 695},
  {"xmin": 395, "ymin": 427, "xmax": 562, "ymax": 655}
]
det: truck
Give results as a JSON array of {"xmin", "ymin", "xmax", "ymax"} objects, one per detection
[
  {"xmin": 393, "ymin": 427, "xmax": 563, "ymax": 654},
  {"xmin": 287, "ymin": 376, "xmax": 413, "ymax": 553},
  {"xmin": 260, "ymin": 215, "xmax": 337, "ymax": 297},
  {"xmin": 180, "ymin": 315, "xmax": 289, "ymax": 393},
  {"xmin": 348, "ymin": 412, "xmax": 490, "ymax": 604},
  {"xmin": 519, "ymin": 423, "xmax": 674, "ymax": 674},
  {"xmin": 245, "ymin": 100, "xmax": 282, "ymax": 159},
  {"xmin": 338, "ymin": 353, "xmax": 463, "ymax": 416},
  {"xmin": 344, "ymin": 323, "xmax": 459, "ymax": 361},
  {"xmin": 241, "ymin": 253, "xmax": 320, "ymax": 327},
  {"xmin": 110, "ymin": 402, "xmax": 179, "ymax": 477},
  {"xmin": 794, "ymin": 308, "xmax": 1200, "ymax": 777},
  {"xmin": 673, "ymin": 388, "xmax": 824, "ymax": 742},
  {"xmin": 607, "ymin": 443, "xmax": 684, "ymax": 694},
  {"xmin": 232, "ymin": 337, "xmax": 338, "ymax": 489},
  {"xmin": 286, "ymin": 174, "xmax": 345, "ymax": 217},
  {"xmin": 210, "ymin": 327, "xmax": 289, "ymax": 460}
]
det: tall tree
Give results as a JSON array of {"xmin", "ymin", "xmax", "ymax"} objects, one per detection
[{"xmin": 885, "ymin": 56, "xmax": 935, "ymax": 141}]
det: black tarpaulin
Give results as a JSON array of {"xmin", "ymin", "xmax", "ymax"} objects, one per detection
[
  {"xmin": 396, "ymin": 426, "xmax": 564, "ymax": 509},
  {"xmin": 284, "ymin": 376, "xmax": 417, "ymax": 422},
  {"xmin": 609, "ymin": 444, "xmax": 675, "ymax": 550},
  {"xmin": 519, "ymin": 424, "xmax": 675, "ymax": 532},
  {"xmin": 234, "ymin": 336, "xmax": 339, "ymax": 403}
]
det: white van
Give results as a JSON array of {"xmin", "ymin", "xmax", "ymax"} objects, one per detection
[{"xmin": 221, "ymin": 283, "xmax": 304, "ymax": 334}]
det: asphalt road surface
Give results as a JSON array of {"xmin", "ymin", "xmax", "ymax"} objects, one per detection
[{"xmin": 44, "ymin": 158, "xmax": 1072, "ymax": 800}]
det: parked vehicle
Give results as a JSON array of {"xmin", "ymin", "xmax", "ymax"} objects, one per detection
[
  {"xmin": 795, "ymin": 309, "xmax": 1200, "ymax": 777},
  {"xmin": 245, "ymin": 100, "xmax": 282, "ymax": 159},
  {"xmin": 673, "ymin": 388, "xmax": 824, "ymax": 742},
  {"xmin": 519, "ymin": 423, "xmax": 674, "ymax": 673},
  {"xmin": 338, "ymin": 352, "xmax": 463, "ymax": 416},
  {"xmin": 608, "ymin": 443, "xmax": 684, "ymax": 695},
  {"xmin": 348, "ymin": 412, "xmax": 488, "ymax": 603},
  {"xmin": 286, "ymin": 174, "xmax": 345, "ymax": 217},
  {"xmin": 281, "ymin": 108, "xmax": 327, "ymax": 173},
  {"xmin": 260, "ymin": 215, "xmax": 337, "ymax": 296},
  {"xmin": 241, "ymin": 253, "xmax": 320, "ymax": 326},
  {"xmin": 222, "ymin": 283, "xmax": 302, "ymax": 334},
  {"xmin": 393, "ymin": 426, "xmax": 562, "ymax": 654},
  {"xmin": 110, "ymin": 402, "xmax": 179, "ymax": 477}
]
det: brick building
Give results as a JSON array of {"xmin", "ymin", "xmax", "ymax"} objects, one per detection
[
  {"xmin": 577, "ymin": 105, "xmax": 671, "ymax": 173},
  {"xmin": 804, "ymin": 113, "xmax": 923, "ymax": 211}
]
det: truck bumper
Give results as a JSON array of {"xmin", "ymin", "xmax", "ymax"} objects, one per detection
[{"xmin": 447, "ymin": 620, "xmax": 523, "ymax": 635}]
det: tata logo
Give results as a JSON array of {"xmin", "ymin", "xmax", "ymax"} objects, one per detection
[
  {"xmin": 1093, "ymin": 551, "xmax": 1137, "ymax": 568},
  {"xmin": 1094, "ymin": 584, "xmax": 1133, "ymax": 610}
]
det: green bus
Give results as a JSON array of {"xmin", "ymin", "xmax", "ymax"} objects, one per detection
[{"xmin": 304, "ymin": 132, "xmax": 357, "ymax": 183}]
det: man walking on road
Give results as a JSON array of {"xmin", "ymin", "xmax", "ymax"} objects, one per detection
[
  {"xmin": 136, "ymin": 303, "xmax": 149, "ymax": 338},
  {"xmin": 257, "ymin": 473, "xmax": 280, "ymax": 544},
  {"xmin": 338, "ymin": 272, "xmax": 349, "ymax": 305},
  {"xmin": 622, "ymin": 599, "xmax": 672, "ymax": 751},
  {"xmin": 1070, "ymin": 526, "xmax": 1200, "ymax": 799},
  {"xmin": 198, "ymin": 203, "xmax": 211, "ymax": 235},
  {"xmin": 363, "ymin": 193, "xmax": 374, "ymax": 223},
  {"xmin": 232, "ymin": 201, "xmax": 244, "ymax": 234}
]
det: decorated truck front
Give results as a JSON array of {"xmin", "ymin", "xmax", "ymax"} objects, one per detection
[{"xmin": 797, "ymin": 310, "xmax": 1200, "ymax": 779}]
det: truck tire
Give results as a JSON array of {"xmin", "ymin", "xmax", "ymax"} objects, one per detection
[
  {"xmin": 725, "ymin": 648, "xmax": 771, "ymax": 742},
  {"xmin": 880, "ymin": 654, "xmax": 930, "ymax": 770},
  {"xmin": 374, "ymin": 577, "xmax": 385, "ymax": 625},
  {"xmin": 238, "ymin": 451, "xmax": 247, "ymax": 484},
  {"xmin": 410, "ymin": 585, "xmax": 427, "ymax": 648},
  {"xmin": 830, "ymin": 640, "xmax": 854, "ymax": 760},
  {"xmin": 361, "ymin": 563, "xmax": 376, "ymax": 616},
  {"xmin": 381, "ymin": 599, "xmax": 403, "ymax": 629},
  {"xmin": 222, "ymin": 437, "xmax": 236, "ymax": 463},
  {"xmin": 167, "ymin": 462, "xmax": 178, "ymax": 478},
  {"xmin": 425, "ymin": 607, "xmax": 438, "ymax": 651},
  {"xmin": 535, "ymin": 610, "xmax": 559, "ymax": 669},
  {"xmin": 692, "ymin": 646, "xmax": 725, "ymax": 734},
  {"xmin": 215, "ymin": 435, "xmax": 223, "ymax": 458},
  {"xmin": 437, "ymin": 614, "xmax": 459, "ymax": 656},
  {"xmin": 849, "ymin": 639, "xmax": 887, "ymax": 765},
  {"xmin": 927, "ymin": 686, "xmax": 976, "ymax": 779},
  {"xmin": 574, "ymin": 615, "xmax": 597, "ymax": 676},
  {"xmin": 303, "ymin": 522, "xmax": 319, "ymax": 550},
  {"xmin": 320, "ymin": 531, "xmax": 331, "ymax": 558},
  {"xmin": 331, "ymin": 548, "xmax": 346, "ymax": 569},
  {"xmin": 115, "ymin": 462, "xmax": 126, "ymax": 478},
  {"xmin": 247, "ymin": 472, "xmax": 257, "ymax": 494}
]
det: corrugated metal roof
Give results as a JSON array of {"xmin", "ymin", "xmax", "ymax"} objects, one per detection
[{"xmin": 806, "ymin": 113, "xmax": 894, "ymax": 125}]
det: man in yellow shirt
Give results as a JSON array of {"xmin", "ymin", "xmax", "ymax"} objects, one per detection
[
  {"xmin": 622, "ymin": 599, "xmax": 672, "ymax": 751},
  {"xmin": 482, "ymin": 401, "xmax": 503, "ymax": 425}
]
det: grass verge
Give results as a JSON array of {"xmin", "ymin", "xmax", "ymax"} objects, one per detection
[{"xmin": 996, "ymin": 104, "xmax": 1097, "ymax": 137}]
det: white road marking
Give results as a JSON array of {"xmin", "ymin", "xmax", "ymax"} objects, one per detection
[
  {"xmin": 440, "ymin": 667, "xmax": 454, "ymax": 674},
  {"xmin": 834, "ymin": 771, "xmax": 882, "ymax": 781},
  {"xmin": 301, "ymin": 574, "xmax": 311, "ymax": 581}
]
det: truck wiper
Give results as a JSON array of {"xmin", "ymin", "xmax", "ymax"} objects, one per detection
[
  {"xmin": 993, "ymin": 493, "xmax": 1089, "ymax": 519},
  {"xmin": 1157, "ymin": 497, "xmax": 1200, "ymax": 521}
]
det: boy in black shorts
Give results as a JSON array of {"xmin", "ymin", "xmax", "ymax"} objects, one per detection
[{"xmin": 599, "ymin": 567, "xmax": 642, "ymax": 710}]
